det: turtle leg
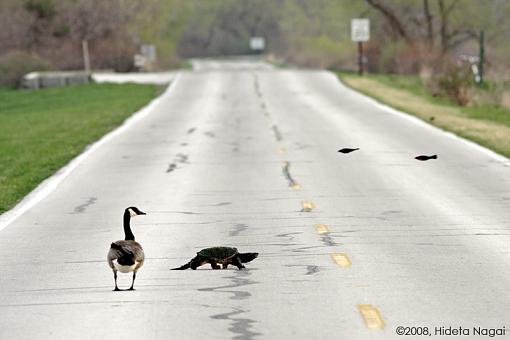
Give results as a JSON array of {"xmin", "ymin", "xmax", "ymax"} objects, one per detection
[
  {"xmin": 210, "ymin": 261, "xmax": 220, "ymax": 269},
  {"xmin": 222, "ymin": 263, "xmax": 229, "ymax": 269},
  {"xmin": 128, "ymin": 271, "xmax": 137, "ymax": 291},
  {"xmin": 232, "ymin": 256, "xmax": 245, "ymax": 270},
  {"xmin": 113, "ymin": 270, "xmax": 121, "ymax": 291}
]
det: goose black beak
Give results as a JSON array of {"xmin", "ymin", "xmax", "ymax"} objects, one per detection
[{"xmin": 139, "ymin": 211, "xmax": 147, "ymax": 215}]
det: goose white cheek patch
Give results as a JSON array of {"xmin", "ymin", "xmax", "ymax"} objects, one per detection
[{"xmin": 129, "ymin": 208, "xmax": 136, "ymax": 217}]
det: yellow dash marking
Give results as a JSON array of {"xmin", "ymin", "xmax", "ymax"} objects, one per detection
[
  {"xmin": 315, "ymin": 224, "xmax": 330, "ymax": 234},
  {"xmin": 301, "ymin": 201, "xmax": 315, "ymax": 212},
  {"xmin": 357, "ymin": 304, "xmax": 385, "ymax": 329},
  {"xmin": 353, "ymin": 284, "xmax": 371, "ymax": 288},
  {"xmin": 331, "ymin": 253, "xmax": 351, "ymax": 267},
  {"xmin": 278, "ymin": 147, "xmax": 286, "ymax": 155},
  {"xmin": 291, "ymin": 182, "xmax": 301, "ymax": 190}
]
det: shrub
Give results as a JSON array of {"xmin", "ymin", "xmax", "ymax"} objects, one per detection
[
  {"xmin": 0, "ymin": 51, "xmax": 52, "ymax": 88},
  {"xmin": 428, "ymin": 62, "xmax": 473, "ymax": 106}
]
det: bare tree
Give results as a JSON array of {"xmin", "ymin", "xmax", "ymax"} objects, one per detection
[
  {"xmin": 437, "ymin": 0, "xmax": 477, "ymax": 54},
  {"xmin": 58, "ymin": 0, "xmax": 140, "ymax": 70}
]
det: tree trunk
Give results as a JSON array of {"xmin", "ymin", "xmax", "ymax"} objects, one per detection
[
  {"xmin": 438, "ymin": 0, "xmax": 448, "ymax": 53},
  {"xmin": 423, "ymin": 0, "xmax": 434, "ymax": 47}
]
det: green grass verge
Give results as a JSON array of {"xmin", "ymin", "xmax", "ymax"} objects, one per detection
[
  {"xmin": 337, "ymin": 72, "xmax": 510, "ymax": 159},
  {"xmin": 0, "ymin": 83, "xmax": 163, "ymax": 214}
]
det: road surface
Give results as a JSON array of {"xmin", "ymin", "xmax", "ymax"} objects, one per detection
[{"xmin": 1, "ymin": 60, "xmax": 510, "ymax": 339}]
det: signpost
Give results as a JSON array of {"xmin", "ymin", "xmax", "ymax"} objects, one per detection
[
  {"xmin": 351, "ymin": 19, "xmax": 370, "ymax": 75},
  {"xmin": 478, "ymin": 31, "xmax": 484, "ymax": 85}
]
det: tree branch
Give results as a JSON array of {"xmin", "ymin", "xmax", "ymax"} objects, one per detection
[{"xmin": 365, "ymin": 0, "xmax": 413, "ymax": 44}]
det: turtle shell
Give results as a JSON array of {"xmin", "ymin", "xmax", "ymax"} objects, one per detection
[{"xmin": 197, "ymin": 247, "xmax": 238, "ymax": 260}]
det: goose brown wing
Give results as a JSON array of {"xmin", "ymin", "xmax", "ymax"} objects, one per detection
[{"xmin": 108, "ymin": 241, "xmax": 145, "ymax": 267}]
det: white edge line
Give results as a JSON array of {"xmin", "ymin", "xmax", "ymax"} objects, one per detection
[
  {"xmin": 329, "ymin": 71, "xmax": 510, "ymax": 164},
  {"xmin": 0, "ymin": 73, "xmax": 181, "ymax": 232}
]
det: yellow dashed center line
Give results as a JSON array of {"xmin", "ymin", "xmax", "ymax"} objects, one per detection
[
  {"xmin": 357, "ymin": 304, "xmax": 385, "ymax": 329},
  {"xmin": 301, "ymin": 201, "xmax": 315, "ymax": 212},
  {"xmin": 315, "ymin": 224, "xmax": 330, "ymax": 234},
  {"xmin": 278, "ymin": 147, "xmax": 286, "ymax": 155},
  {"xmin": 331, "ymin": 253, "xmax": 351, "ymax": 267},
  {"xmin": 291, "ymin": 182, "xmax": 301, "ymax": 190}
]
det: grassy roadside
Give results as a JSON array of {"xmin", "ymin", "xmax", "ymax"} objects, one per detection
[
  {"xmin": 0, "ymin": 83, "xmax": 163, "ymax": 214},
  {"xmin": 337, "ymin": 72, "xmax": 510, "ymax": 159}
]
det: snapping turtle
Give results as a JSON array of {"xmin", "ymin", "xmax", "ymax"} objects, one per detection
[{"xmin": 171, "ymin": 247, "xmax": 258, "ymax": 270}]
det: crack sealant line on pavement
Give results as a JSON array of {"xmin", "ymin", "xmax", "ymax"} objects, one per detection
[
  {"xmin": 252, "ymin": 71, "xmax": 300, "ymax": 193},
  {"xmin": 0, "ymin": 73, "xmax": 182, "ymax": 232},
  {"xmin": 282, "ymin": 161, "xmax": 301, "ymax": 190}
]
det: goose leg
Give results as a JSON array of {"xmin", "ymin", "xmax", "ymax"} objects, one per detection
[
  {"xmin": 113, "ymin": 271, "xmax": 121, "ymax": 291},
  {"xmin": 128, "ymin": 271, "xmax": 136, "ymax": 291},
  {"xmin": 222, "ymin": 263, "xmax": 229, "ymax": 269}
]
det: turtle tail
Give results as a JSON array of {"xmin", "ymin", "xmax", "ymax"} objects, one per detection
[
  {"xmin": 238, "ymin": 252, "xmax": 258, "ymax": 263},
  {"xmin": 171, "ymin": 262, "xmax": 191, "ymax": 270}
]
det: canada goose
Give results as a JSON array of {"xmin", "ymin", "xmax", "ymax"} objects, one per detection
[{"xmin": 107, "ymin": 207, "xmax": 146, "ymax": 291}]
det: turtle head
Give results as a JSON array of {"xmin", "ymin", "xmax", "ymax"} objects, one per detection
[
  {"xmin": 190, "ymin": 257, "xmax": 204, "ymax": 270},
  {"xmin": 238, "ymin": 252, "xmax": 258, "ymax": 263}
]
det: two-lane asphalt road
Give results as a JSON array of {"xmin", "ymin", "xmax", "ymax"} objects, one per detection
[{"xmin": 1, "ymin": 60, "xmax": 510, "ymax": 339}]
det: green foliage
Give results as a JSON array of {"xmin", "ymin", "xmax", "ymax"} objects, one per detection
[
  {"xmin": 376, "ymin": 41, "xmax": 416, "ymax": 73},
  {"xmin": 24, "ymin": 0, "xmax": 55, "ymax": 19},
  {"xmin": 176, "ymin": 0, "xmax": 282, "ymax": 58},
  {"xmin": 279, "ymin": 0, "xmax": 363, "ymax": 68},
  {"xmin": 0, "ymin": 51, "xmax": 51, "ymax": 88},
  {"xmin": 0, "ymin": 83, "xmax": 161, "ymax": 213},
  {"xmin": 131, "ymin": 0, "xmax": 198, "ymax": 68}
]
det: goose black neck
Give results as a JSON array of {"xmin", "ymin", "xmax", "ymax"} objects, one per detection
[{"xmin": 123, "ymin": 210, "xmax": 135, "ymax": 241}]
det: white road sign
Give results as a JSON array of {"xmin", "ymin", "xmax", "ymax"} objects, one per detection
[
  {"xmin": 351, "ymin": 19, "xmax": 370, "ymax": 42},
  {"xmin": 250, "ymin": 37, "xmax": 266, "ymax": 51},
  {"xmin": 141, "ymin": 44, "xmax": 156, "ymax": 62}
]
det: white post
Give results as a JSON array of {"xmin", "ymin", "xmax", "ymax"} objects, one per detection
[{"xmin": 82, "ymin": 40, "xmax": 91, "ymax": 74}]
